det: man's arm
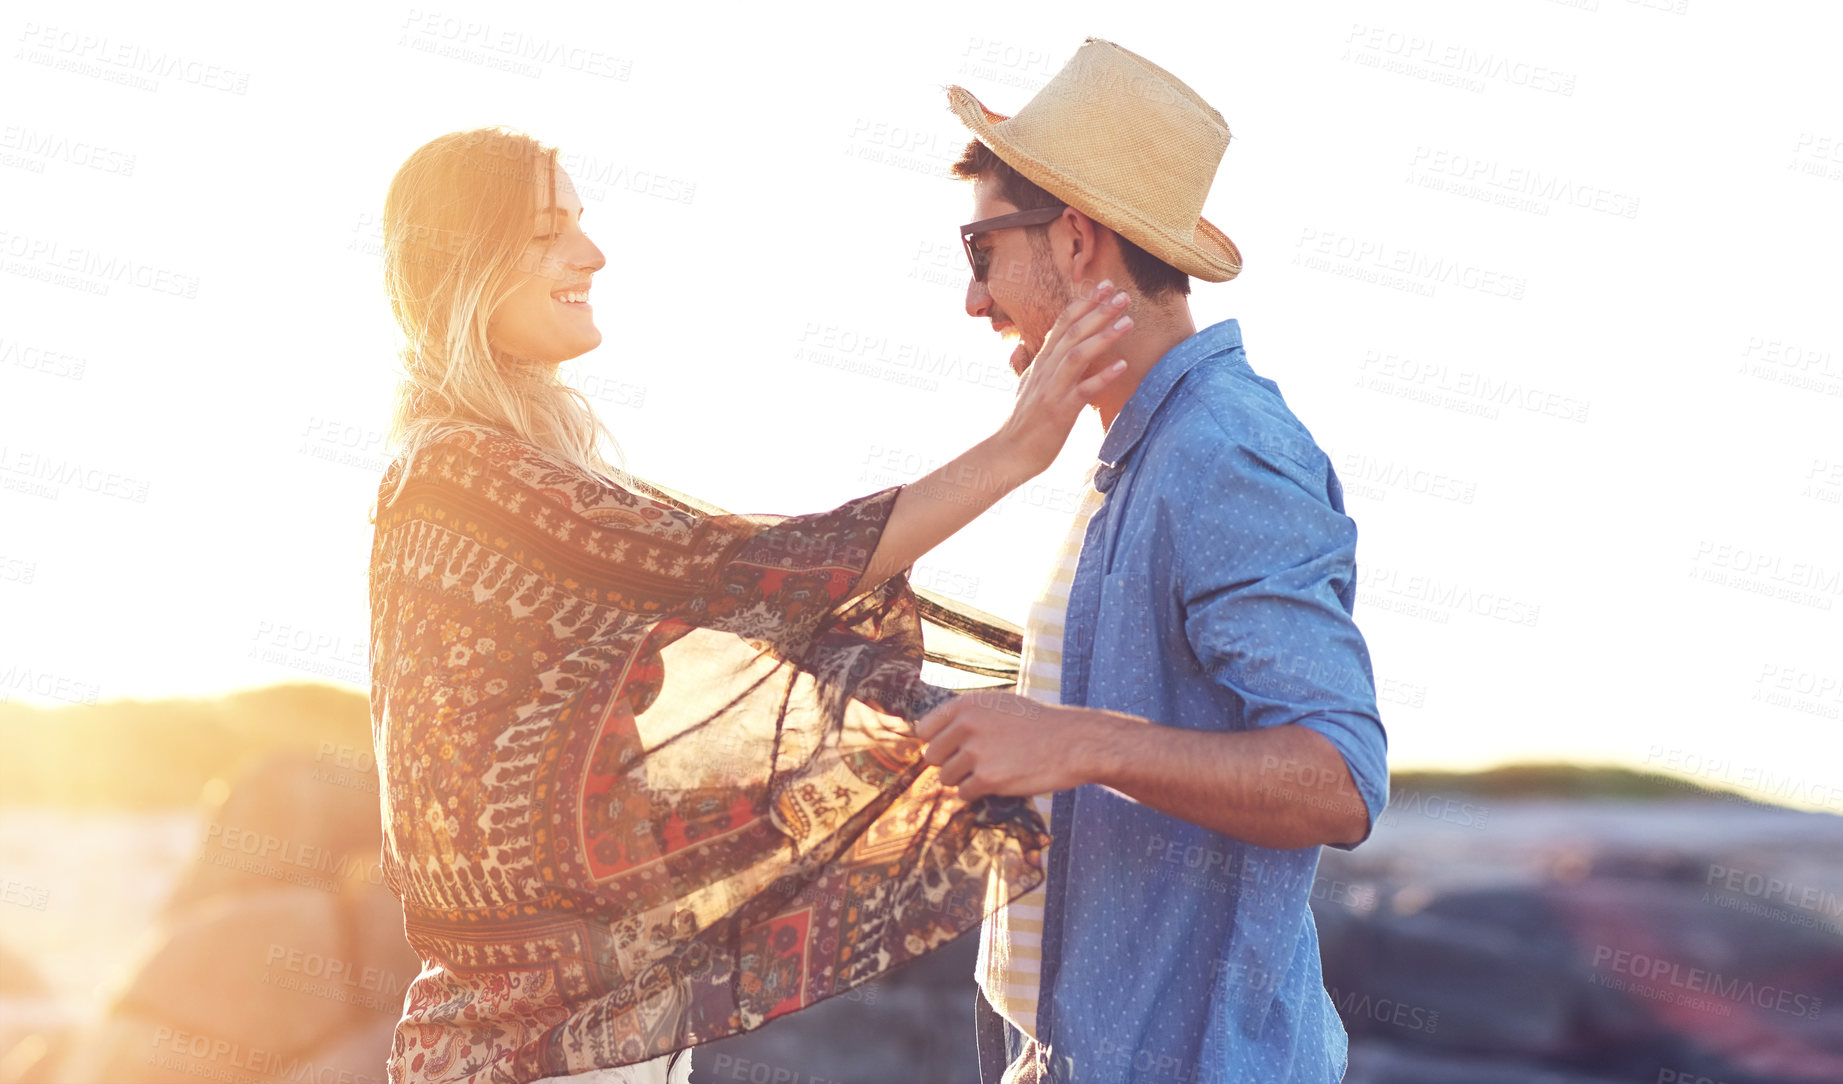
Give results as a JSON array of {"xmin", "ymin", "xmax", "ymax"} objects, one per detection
[
  {"xmin": 919, "ymin": 430, "xmax": 1389, "ymax": 850},
  {"xmin": 917, "ymin": 696, "xmax": 1370, "ymax": 849}
]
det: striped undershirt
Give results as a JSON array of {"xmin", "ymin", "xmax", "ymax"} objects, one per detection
[{"xmin": 976, "ymin": 463, "xmax": 1106, "ymax": 1041}]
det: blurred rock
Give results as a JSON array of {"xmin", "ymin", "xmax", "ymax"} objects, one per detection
[
  {"xmin": 304, "ymin": 1015, "xmax": 399, "ymax": 1084},
  {"xmin": 34, "ymin": 1013, "xmax": 208, "ymax": 1084},
  {"xmin": 0, "ymin": 947, "xmax": 63, "ymax": 1084},
  {"xmin": 32, "ymin": 751, "xmax": 408, "ymax": 1084},
  {"xmin": 162, "ymin": 749, "xmax": 383, "ymax": 917},
  {"xmin": 1344, "ymin": 1038, "xmax": 1629, "ymax": 1083},
  {"xmin": 113, "ymin": 887, "xmax": 348, "ymax": 1056},
  {"xmin": 1317, "ymin": 800, "xmax": 1843, "ymax": 1084}
]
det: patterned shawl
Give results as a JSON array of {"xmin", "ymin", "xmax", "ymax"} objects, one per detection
[{"xmin": 368, "ymin": 423, "xmax": 1049, "ymax": 1083}]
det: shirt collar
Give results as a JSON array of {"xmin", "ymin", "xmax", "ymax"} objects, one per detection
[{"xmin": 1094, "ymin": 318, "xmax": 1243, "ymax": 493}]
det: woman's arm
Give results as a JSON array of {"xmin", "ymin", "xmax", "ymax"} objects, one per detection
[{"xmin": 859, "ymin": 281, "xmax": 1133, "ymax": 591}]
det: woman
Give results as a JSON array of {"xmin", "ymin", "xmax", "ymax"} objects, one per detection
[{"xmin": 368, "ymin": 127, "xmax": 1132, "ymax": 1084}]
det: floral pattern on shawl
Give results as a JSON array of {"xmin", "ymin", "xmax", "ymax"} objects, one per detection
[{"xmin": 368, "ymin": 424, "xmax": 1048, "ymax": 1083}]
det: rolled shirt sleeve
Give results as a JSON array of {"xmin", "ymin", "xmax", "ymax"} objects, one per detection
[{"xmin": 1175, "ymin": 432, "xmax": 1390, "ymax": 849}]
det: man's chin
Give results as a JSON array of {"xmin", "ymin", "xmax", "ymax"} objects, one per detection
[{"xmin": 1009, "ymin": 341, "xmax": 1033, "ymax": 376}]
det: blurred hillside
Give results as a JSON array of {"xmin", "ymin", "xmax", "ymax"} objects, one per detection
[
  {"xmin": 0, "ymin": 684, "xmax": 372, "ymax": 808},
  {"xmin": 0, "ymin": 682, "xmax": 1789, "ymax": 810}
]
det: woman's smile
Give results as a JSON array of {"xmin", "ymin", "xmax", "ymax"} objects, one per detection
[{"xmin": 552, "ymin": 282, "xmax": 593, "ymax": 311}]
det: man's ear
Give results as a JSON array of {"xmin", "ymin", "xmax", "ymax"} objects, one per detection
[{"xmin": 1062, "ymin": 207, "xmax": 1102, "ymax": 289}]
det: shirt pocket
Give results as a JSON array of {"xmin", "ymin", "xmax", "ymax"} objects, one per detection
[{"xmin": 1091, "ymin": 570, "xmax": 1156, "ymax": 714}]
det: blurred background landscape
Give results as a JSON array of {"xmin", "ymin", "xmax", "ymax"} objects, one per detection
[
  {"xmin": 2, "ymin": 684, "xmax": 1837, "ymax": 1083},
  {"xmin": 4, "ymin": 2, "xmax": 1839, "ymax": 1082}
]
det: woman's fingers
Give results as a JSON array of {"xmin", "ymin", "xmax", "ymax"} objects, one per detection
[
  {"xmin": 994, "ymin": 278, "xmax": 1133, "ymax": 471},
  {"xmin": 1038, "ymin": 281, "xmax": 1127, "ymax": 379},
  {"xmin": 1032, "ymin": 278, "xmax": 1115, "ymax": 365},
  {"xmin": 1074, "ymin": 358, "xmax": 1131, "ymax": 400},
  {"xmin": 1043, "ymin": 289, "xmax": 1131, "ymax": 392}
]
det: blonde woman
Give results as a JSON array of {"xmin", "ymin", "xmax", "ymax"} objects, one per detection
[{"xmin": 367, "ymin": 127, "xmax": 1133, "ymax": 1084}]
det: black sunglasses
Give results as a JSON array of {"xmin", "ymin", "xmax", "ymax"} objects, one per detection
[{"xmin": 959, "ymin": 206, "xmax": 1067, "ymax": 283}]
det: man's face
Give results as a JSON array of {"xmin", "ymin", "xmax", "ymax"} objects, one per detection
[{"xmin": 963, "ymin": 175, "xmax": 1077, "ymax": 377}]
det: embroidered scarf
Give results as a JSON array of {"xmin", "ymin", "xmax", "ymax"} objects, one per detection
[{"xmin": 368, "ymin": 423, "xmax": 1048, "ymax": 1083}]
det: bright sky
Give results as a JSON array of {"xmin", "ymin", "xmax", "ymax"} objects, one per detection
[{"xmin": 2, "ymin": 1, "xmax": 1839, "ymax": 810}]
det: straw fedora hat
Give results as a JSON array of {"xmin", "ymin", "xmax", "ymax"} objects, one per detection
[{"xmin": 946, "ymin": 37, "xmax": 1241, "ymax": 283}]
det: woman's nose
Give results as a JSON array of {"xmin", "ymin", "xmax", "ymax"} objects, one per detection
[{"xmin": 577, "ymin": 235, "xmax": 606, "ymax": 273}]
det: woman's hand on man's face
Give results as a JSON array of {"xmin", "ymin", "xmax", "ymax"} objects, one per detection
[{"xmin": 994, "ymin": 280, "xmax": 1132, "ymax": 476}]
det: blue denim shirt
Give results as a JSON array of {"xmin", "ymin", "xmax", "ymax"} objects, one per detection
[{"xmin": 1035, "ymin": 318, "xmax": 1389, "ymax": 1083}]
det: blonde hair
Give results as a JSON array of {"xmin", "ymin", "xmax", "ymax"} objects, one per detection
[{"xmin": 375, "ymin": 126, "xmax": 626, "ymax": 514}]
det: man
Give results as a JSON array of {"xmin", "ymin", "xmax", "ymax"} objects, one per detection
[{"xmin": 915, "ymin": 39, "xmax": 1390, "ymax": 1083}]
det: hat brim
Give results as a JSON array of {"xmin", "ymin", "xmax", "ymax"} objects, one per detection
[{"xmin": 946, "ymin": 85, "xmax": 1242, "ymax": 284}]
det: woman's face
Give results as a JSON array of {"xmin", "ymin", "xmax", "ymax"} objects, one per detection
[{"xmin": 488, "ymin": 163, "xmax": 606, "ymax": 364}]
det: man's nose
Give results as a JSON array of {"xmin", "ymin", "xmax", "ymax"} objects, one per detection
[{"xmin": 965, "ymin": 275, "xmax": 991, "ymax": 319}]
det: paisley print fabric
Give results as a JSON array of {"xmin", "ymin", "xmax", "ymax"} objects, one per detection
[{"xmin": 368, "ymin": 423, "xmax": 1049, "ymax": 1083}]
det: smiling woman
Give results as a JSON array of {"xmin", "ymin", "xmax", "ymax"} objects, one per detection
[
  {"xmin": 366, "ymin": 126, "xmax": 1134, "ymax": 1084},
  {"xmin": 378, "ymin": 127, "xmax": 623, "ymax": 514}
]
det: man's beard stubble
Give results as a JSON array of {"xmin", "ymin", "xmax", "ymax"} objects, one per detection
[{"xmin": 1009, "ymin": 229, "xmax": 1080, "ymax": 378}]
